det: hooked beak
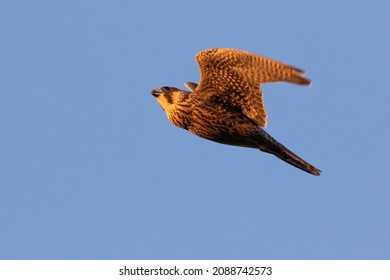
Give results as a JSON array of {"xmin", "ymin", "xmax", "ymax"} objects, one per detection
[{"xmin": 151, "ymin": 88, "xmax": 163, "ymax": 97}]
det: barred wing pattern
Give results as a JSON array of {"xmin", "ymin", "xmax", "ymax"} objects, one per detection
[{"xmin": 195, "ymin": 48, "xmax": 311, "ymax": 128}]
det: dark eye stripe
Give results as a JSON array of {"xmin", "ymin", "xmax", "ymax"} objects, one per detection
[{"xmin": 165, "ymin": 93, "xmax": 173, "ymax": 104}]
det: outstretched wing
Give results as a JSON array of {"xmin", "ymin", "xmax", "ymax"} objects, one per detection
[
  {"xmin": 195, "ymin": 48, "xmax": 311, "ymax": 127},
  {"xmin": 184, "ymin": 82, "xmax": 198, "ymax": 92}
]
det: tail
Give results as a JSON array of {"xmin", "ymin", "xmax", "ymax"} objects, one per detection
[{"xmin": 258, "ymin": 130, "xmax": 321, "ymax": 176}]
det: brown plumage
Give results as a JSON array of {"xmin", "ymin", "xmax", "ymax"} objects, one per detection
[{"xmin": 151, "ymin": 48, "xmax": 321, "ymax": 176}]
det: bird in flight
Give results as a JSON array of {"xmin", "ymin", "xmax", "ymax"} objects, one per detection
[{"xmin": 151, "ymin": 48, "xmax": 321, "ymax": 175}]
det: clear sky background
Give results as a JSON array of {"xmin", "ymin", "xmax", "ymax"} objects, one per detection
[{"xmin": 1, "ymin": 0, "xmax": 389, "ymax": 260}]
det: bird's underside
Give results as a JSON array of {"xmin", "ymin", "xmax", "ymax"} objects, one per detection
[{"xmin": 151, "ymin": 48, "xmax": 321, "ymax": 176}]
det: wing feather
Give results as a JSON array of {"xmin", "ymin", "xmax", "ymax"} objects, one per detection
[{"xmin": 195, "ymin": 48, "xmax": 311, "ymax": 127}]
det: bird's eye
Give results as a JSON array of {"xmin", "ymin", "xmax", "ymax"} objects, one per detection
[{"xmin": 161, "ymin": 86, "xmax": 172, "ymax": 92}]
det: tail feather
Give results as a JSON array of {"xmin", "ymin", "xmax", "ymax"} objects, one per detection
[{"xmin": 258, "ymin": 130, "xmax": 321, "ymax": 176}]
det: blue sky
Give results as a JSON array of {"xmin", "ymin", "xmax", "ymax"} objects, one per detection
[{"xmin": 1, "ymin": 0, "xmax": 389, "ymax": 259}]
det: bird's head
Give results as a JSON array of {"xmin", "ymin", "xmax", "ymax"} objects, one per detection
[{"xmin": 151, "ymin": 86, "xmax": 189, "ymax": 113}]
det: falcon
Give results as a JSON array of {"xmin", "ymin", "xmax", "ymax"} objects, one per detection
[{"xmin": 151, "ymin": 48, "xmax": 321, "ymax": 175}]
